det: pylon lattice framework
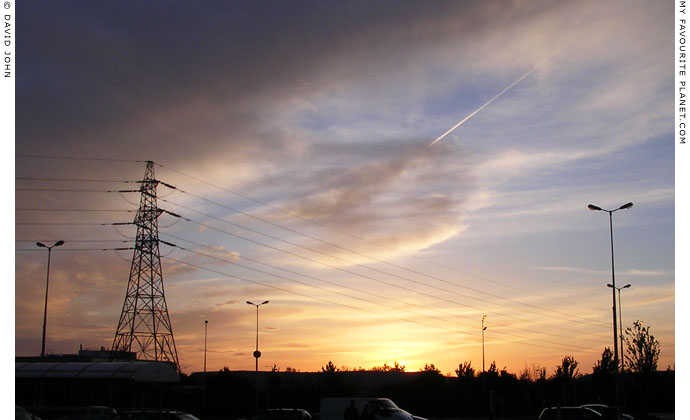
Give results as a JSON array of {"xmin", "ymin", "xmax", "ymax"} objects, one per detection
[{"xmin": 111, "ymin": 161, "xmax": 180, "ymax": 370}]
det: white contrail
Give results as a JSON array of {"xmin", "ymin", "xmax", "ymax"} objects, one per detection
[{"xmin": 429, "ymin": 47, "xmax": 567, "ymax": 147}]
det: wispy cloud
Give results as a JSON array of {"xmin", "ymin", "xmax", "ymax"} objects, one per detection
[{"xmin": 535, "ymin": 266, "xmax": 671, "ymax": 277}]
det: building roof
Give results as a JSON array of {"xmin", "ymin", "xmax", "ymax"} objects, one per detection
[{"xmin": 15, "ymin": 361, "xmax": 179, "ymax": 383}]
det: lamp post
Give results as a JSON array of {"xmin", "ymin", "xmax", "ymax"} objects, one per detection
[
  {"xmin": 204, "ymin": 320, "xmax": 208, "ymax": 374},
  {"xmin": 482, "ymin": 315, "xmax": 487, "ymax": 372},
  {"xmin": 608, "ymin": 283, "xmax": 631, "ymax": 372},
  {"xmin": 247, "ymin": 300, "xmax": 269, "ymax": 411},
  {"xmin": 203, "ymin": 319, "xmax": 208, "ymax": 410},
  {"xmin": 36, "ymin": 240, "xmax": 64, "ymax": 358},
  {"xmin": 588, "ymin": 201, "xmax": 632, "ymax": 414}
]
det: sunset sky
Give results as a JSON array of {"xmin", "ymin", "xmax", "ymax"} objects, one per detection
[{"xmin": 14, "ymin": 0, "xmax": 675, "ymax": 376}]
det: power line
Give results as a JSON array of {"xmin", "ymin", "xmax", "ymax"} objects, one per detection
[
  {"xmin": 15, "ymin": 163, "xmax": 610, "ymax": 336},
  {"xmin": 155, "ymin": 161, "xmax": 604, "ymax": 313},
  {"xmin": 16, "ymin": 222, "xmax": 111, "ymax": 226},
  {"xmin": 16, "ymin": 247, "xmax": 135, "ymax": 252},
  {"xmin": 161, "ymin": 231, "xmax": 609, "ymax": 347},
  {"xmin": 16, "ymin": 239, "xmax": 134, "ymax": 243},
  {"xmin": 12, "ymin": 161, "xmax": 640, "ymax": 352},
  {"xmin": 163, "ymin": 198, "xmax": 611, "ymax": 334},
  {"xmin": 163, "ymin": 207, "xmax": 611, "ymax": 343},
  {"xmin": 16, "ymin": 177, "xmax": 136, "ymax": 183},
  {"xmin": 16, "ymin": 188, "xmax": 117, "ymax": 193},
  {"xmin": 16, "ymin": 155, "xmax": 141, "ymax": 163},
  {"xmin": 169, "ymin": 188, "xmax": 610, "ymax": 327},
  {"xmin": 164, "ymin": 255, "xmax": 601, "ymax": 354},
  {"xmin": 170, "ymin": 242, "xmax": 477, "ymax": 336},
  {"xmin": 14, "ymin": 159, "xmax": 619, "ymax": 326},
  {"xmin": 17, "ymin": 208, "xmax": 136, "ymax": 213},
  {"xmin": 14, "ymin": 159, "xmax": 618, "ymax": 361},
  {"xmin": 161, "ymin": 232, "xmax": 476, "ymax": 326}
]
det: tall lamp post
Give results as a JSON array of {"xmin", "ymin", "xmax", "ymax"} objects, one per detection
[
  {"xmin": 204, "ymin": 320, "xmax": 208, "ymax": 374},
  {"xmin": 36, "ymin": 240, "xmax": 64, "ymax": 358},
  {"xmin": 203, "ymin": 319, "xmax": 208, "ymax": 410},
  {"xmin": 481, "ymin": 315, "xmax": 487, "ymax": 372},
  {"xmin": 608, "ymin": 283, "xmax": 631, "ymax": 372},
  {"xmin": 588, "ymin": 201, "xmax": 632, "ymax": 414},
  {"xmin": 247, "ymin": 300, "xmax": 269, "ymax": 412}
]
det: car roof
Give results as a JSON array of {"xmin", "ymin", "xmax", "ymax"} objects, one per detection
[{"xmin": 540, "ymin": 406, "xmax": 602, "ymax": 419}]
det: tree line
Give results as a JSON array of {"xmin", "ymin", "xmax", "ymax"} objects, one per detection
[
  {"xmin": 181, "ymin": 320, "xmax": 671, "ymax": 419},
  {"xmin": 312, "ymin": 319, "xmax": 670, "ymax": 418}
]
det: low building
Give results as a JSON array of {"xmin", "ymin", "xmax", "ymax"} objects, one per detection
[{"xmin": 16, "ymin": 361, "xmax": 179, "ymax": 419}]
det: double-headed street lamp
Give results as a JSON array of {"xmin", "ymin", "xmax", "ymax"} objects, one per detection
[
  {"xmin": 247, "ymin": 300, "xmax": 269, "ymax": 411},
  {"xmin": 247, "ymin": 300, "xmax": 269, "ymax": 368},
  {"xmin": 608, "ymin": 283, "xmax": 631, "ymax": 372},
  {"xmin": 588, "ymin": 201, "xmax": 632, "ymax": 413},
  {"xmin": 36, "ymin": 240, "xmax": 64, "ymax": 358}
]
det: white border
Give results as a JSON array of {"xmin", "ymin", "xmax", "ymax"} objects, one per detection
[
  {"xmin": 675, "ymin": 0, "xmax": 686, "ymax": 418},
  {"xmin": 2, "ymin": 0, "xmax": 15, "ymax": 414}
]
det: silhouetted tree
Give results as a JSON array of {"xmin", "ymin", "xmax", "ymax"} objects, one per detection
[
  {"xmin": 550, "ymin": 355, "xmax": 580, "ymax": 406},
  {"xmin": 589, "ymin": 348, "xmax": 615, "ymax": 406},
  {"xmin": 624, "ymin": 320, "xmax": 660, "ymax": 374},
  {"xmin": 371, "ymin": 361, "xmax": 405, "ymax": 372},
  {"xmin": 267, "ymin": 364, "xmax": 281, "ymax": 407},
  {"xmin": 592, "ymin": 347, "xmax": 616, "ymax": 375},
  {"xmin": 519, "ymin": 364, "xmax": 546, "ymax": 382},
  {"xmin": 319, "ymin": 361, "xmax": 347, "ymax": 396},
  {"xmin": 420, "ymin": 363, "xmax": 441, "ymax": 374},
  {"xmin": 483, "ymin": 360, "xmax": 499, "ymax": 377},
  {"xmin": 321, "ymin": 361, "xmax": 339, "ymax": 373},
  {"xmin": 553, "ymin": 355, "xmax": 579, "ymax": 380},
  {"xmin": 455, "ymin": 361, "xmax": 475, "ymax": 378}
]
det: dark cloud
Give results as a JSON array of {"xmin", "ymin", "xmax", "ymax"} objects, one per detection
[{"xmin": 17, "ymin": 0, "xmax": 564, "ymax": 168}]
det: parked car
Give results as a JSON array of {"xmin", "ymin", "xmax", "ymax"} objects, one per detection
[
  {"xmin": 319, "ymin": 398, "xmax": 426, "ymax": 420},
  {"xmin": 16, "ymin": 406, "xmax": 41, "ymax": 420},
  {"xmin": 582, "ymin": 404, "xmax": 635, "ymax": 420},
  {"xmin": 538, "ymin": 406, "xmax": 602, "ymax": 419},
  {"xmin": 118, "ymin": 410, "xmax": 200, "ymax": 420},
  {"xmin": 252, "ymin": 409, "xmax": 311, "ymax": 420},
  {"xmin": 58, "ymin": 406, "xmax": 119, "ymax": 420}
]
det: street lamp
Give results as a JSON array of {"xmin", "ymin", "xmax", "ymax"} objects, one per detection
[
  {"xmin": 247, "ymin": 300, "xmax": 269, "ymax": 411},
  {"xmin": 482, "ymin": 315, "xmax": 487, "ymax": 372},
  {"xmin": 608, "ymin": 283, "xmax": 631, "ymax": 372},
  {"xmin": 36, "ymin": 240, "xmax": 64, "ymax": 358},
  {"xmin": 588, "ymin": 201, "xmax": 632, "ymax": 413},
  {"xmin": 204, "ymin": 320, "xmax": 208, "ymax": 374}
]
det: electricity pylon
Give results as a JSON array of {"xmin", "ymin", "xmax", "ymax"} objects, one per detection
[{"xmin": 111, "ymin": 161, "xmax": 180, "ymax": 370}]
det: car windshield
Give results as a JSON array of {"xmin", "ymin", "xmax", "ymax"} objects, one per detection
[
  {"xmin": 583, "ymin": 405, "xmax": 606, "ymax": 414},
  {"xmin": 174, "ymin": 415, "xmax": 200, "ymax": 420},
  {"xmin": 377, "ymin": 400, "xmax": 399, "ymax": 411},
  {"xmin": 540, "ymin": 408, "xmax": 600, "ymax": 419}
]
